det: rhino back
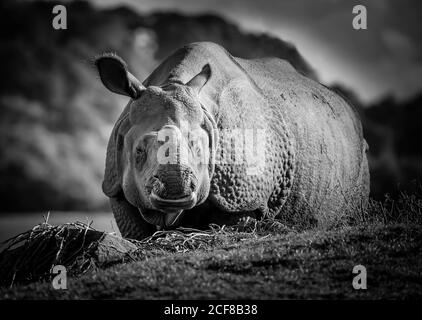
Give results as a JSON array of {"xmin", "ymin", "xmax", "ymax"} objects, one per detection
[{"xmin": 236, "ymin": 57, "xmax": 370, "ymax": 227}]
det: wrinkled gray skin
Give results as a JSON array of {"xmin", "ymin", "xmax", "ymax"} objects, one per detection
[{"xmin": 96, "ymin": 42, "xmax": 370, "ymax": 239}]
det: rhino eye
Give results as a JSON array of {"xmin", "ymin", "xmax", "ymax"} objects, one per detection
[{"xmin": 135, "ymin": 147, "xmax": 146, "ymax": 164}]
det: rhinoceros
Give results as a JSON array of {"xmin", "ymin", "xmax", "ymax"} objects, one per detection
[{"xmin": 95, "ymin": 42, "xmax": 370, "ymax": 239}]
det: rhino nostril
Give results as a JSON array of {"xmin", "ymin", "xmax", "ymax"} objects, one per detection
[
  {"xmin": 147, "ymin": 176, "xmax": 163, "ymax": 194},
  {"xmin": 153, "ymin": 180, "xmax": 164, "ymax": 190},
  {"xmin": 190, "ymin": 179, "xmax": 198, "ymax": 192}
]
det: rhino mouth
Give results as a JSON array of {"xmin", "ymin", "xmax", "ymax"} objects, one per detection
[
  {"xmin": 142, "ymin": 192, "xmax": 197, "ymax": 228},
  {"xmin": 150, "ymin": 191, "xmax": 197, "ymax": 212},
  {"xmin": 144, "ymin": 172, "xmax": 199, "ymax": 228}
]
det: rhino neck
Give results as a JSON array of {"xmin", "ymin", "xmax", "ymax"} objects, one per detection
[{"xmin": 206, "ymin": 78, "xmax": 295, "ymax": 216}]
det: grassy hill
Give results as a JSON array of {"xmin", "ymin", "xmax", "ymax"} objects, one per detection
[
  {"xmin": 1, "ymin": 191, "xmax": 421, "ymax": 299},
  {"xmin": 1, "ymin": 224, "xmax": 421, "ymax": 299}
]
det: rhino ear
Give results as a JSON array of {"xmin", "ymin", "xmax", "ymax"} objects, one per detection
[
  {"xmin": 186, "ymin": 64, "xmax": 211, "ymax": 94},
  {"xmin": 95, "ymin": 54, "xmax": 145, "ymax": 99}
]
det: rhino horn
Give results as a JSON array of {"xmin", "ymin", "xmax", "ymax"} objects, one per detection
[
  {"xmin": 186, "ymin": 64, "xmax": 211, "ymax": 94},
  {"xmin": 95, "ymin": 53, "xmax": 145, "ymax": 99}
]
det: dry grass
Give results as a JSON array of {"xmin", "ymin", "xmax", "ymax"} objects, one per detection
[
  {"xmin": 346, "ymin": 184, "xmax": 422, "ymax": 226},
  {"xmin": 0, "ymin": 219, "xmax": 107, "ymax": 287},
  {"xmin": 0, "ymin": 216, "xmax": 294, "ymax": 288}
]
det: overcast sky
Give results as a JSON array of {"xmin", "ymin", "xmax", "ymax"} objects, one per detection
[{"xmin": 94, "ymin": 0, "xmax": 422, "ymax": 104}]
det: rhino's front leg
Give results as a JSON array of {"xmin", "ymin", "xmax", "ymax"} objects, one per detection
[{"xmin": 110, "ymin": 197, "xmax": 156, "ymax": 240}]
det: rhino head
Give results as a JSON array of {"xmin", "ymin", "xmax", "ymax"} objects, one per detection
[{"xmin": 95, "ymin": 54, "xmax": 217, "ymax": 228}]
